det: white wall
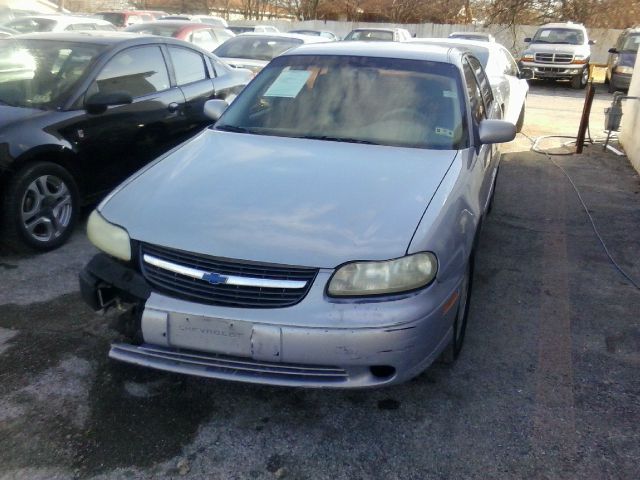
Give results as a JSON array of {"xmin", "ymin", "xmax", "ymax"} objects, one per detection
[
  {"xmin": 619, "ymin": 53, "xmax": 640, "ymax": 174},
  {"xmin": 229, "ymin": 19, "xmax": 622, "ymax": 63}
]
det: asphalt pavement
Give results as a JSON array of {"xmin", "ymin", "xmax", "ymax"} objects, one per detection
[{"xmin": 1, "ymin": 82, "xmax": 639, "ymax": 480}]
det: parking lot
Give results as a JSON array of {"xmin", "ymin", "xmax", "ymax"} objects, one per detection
[{"xmin": 1, "ymin": 82, "xmax": 639, "ymax": 479}]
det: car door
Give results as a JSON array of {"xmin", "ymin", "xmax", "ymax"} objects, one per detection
[
  {"xmin": 498, "ymin": 46, "xmax": 527, "ymax": 125},
  {"xmin": 462, "ymin": 56, "xmax": 497, "ymax": 212},
  {"xmin": 65, "ymin": 44, "xmax": 187, "ymax": 197},
  {"xmin": 166, "ymin": 45, "xmax": 218, "ymax": 133}
]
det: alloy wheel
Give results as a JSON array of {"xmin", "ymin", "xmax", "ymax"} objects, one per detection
[{"xmin": 21, "ymin": 174, "xmax": 73, "ymax": 243}]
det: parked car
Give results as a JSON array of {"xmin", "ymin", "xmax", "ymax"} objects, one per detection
[
  {"xmin": 4, "ymin": 15, "xmax": 117, "ymax": 33},
  {"xmin": 0, "ymin": 32, "xmax": 252, "ymax": 251},
  {"xmin": 519, "ymin": 22, "xmax": 594, "ymax": 89},
  {"xmin": 213, "ymin": 32, "xmax": 327, "ymax": 72},
  {"xmin": 125, "ymin": 21, "xmax": 234, "ymax": 51},
  {"xmin": 606, "ymin": 27, "xmax": 640, "ymax": 93},
  {"xmin": 94, "ymin": 11, "xmax": 153, "ymax": 28},
  {"xmin": 158, "ymin": 15, "xmax": 228, "ymax": 28},
  {"xmin": 449, "ymin": 32, "xmax": 495, "ymax": 42},
  {"xmin": 289, "ymin": 29, "xmax": 339, "ymax": 41},
  {"xmin": 0, "ymin": 26, "xmax": 18, "ymax": 38},
  {"xmin": 344, "ymin": 27, "xmax": 412, "ymax": 42},
  {"xmin": 410, "ymin": 37, "xmax": 531, "ymax": 131},
  {"xmin": 80, "ymin": 42, "xmax": 515, "ymax": 388},
  {"xmin": 228, "ymin": 25, "xmax": 279, "ymax": 34}
]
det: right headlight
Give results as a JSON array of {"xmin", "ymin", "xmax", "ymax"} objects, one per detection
[
  {"xmin": 520, "ymin": 53, "xmax": 534, "ymax": 62},
  {"xmin": 87, "ymin": 210, "xmax": 131, "ymax": 261},
  {"xmin": 327, "ymin": 252, "xmax": 438, "ymax": 297}
]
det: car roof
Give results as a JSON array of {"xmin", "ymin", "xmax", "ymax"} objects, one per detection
[
  {"xmin": 129, "ymin": 20, "xmax": 210, "ymax": 28},
  {"xmin": 235, "ymin": 32, "xmax": 328, "ymax": 42},
  {"xmin": 540, "ymin": 22, "xmax": 587, "ymax": 30},
  {"xmin": 281, "ymin": 41, "xmax": 463, "ymax": 64},
  {"xmin": 8, "ymin": 31, "xmax": 185, "ymax": 46},
  {"xmin": 9, "ymin": 15, "xmax": 111, "ymax": 24},
  {"xmin": 349, "ymin": 27, "xmax": 398, "ymax": 32},
  {"xmin": 410, "ymin": 37, "xmax": 495, "ymax": 51}
]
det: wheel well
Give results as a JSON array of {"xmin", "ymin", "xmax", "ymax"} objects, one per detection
[{"xmin": 11, "ymin": 149, "xmax": 81, "ymax": 193}]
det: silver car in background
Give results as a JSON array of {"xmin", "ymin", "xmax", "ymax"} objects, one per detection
[
  {"xmin": 410, "ymin": 37, "xmax": 532, "ymax": 131},
  {"xmin": 80, "ymin": 42, "xmax": 515, "ymax": 388}
]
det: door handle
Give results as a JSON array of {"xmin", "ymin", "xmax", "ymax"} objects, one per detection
[{"xmin": 167, "ymin": 102, "xmax": 180, "ymax": 113}]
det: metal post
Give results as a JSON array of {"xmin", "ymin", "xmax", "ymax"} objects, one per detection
[{"xmin": 576, "ymin": 81, "xmax": 595, "ymax": 154}]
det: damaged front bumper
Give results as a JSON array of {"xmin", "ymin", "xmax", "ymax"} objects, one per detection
[{"xmin": 80, "ymin": 253, "xmax": 460, "ymax": 388}]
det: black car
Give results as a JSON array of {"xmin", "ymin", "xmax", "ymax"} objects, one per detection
[
  {"xmin": 0, "ymin": 32, "xmax": 252, "ymax": 251},
  {"xmin": 606, "ymin": 27, "xmax": 640, "ymax": 93}
]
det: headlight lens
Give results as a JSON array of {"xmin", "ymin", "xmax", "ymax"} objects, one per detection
[
  {"xmin": 614, "ymin": 65, "xmax": 634, "ymax": 75},
  {"xmin": 521, "ymin": 53, "xmax": 534, "ymax": 62},
  {"xmin": 327, "ymin": 252, "xmax": 437, "ymax": 297},
  {"xmin": 87, "ymin": 210, "xmax": 131, "ymax": 261}
]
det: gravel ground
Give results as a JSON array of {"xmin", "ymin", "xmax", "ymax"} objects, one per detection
[{"xmin": 1, "ymin": 82, "xmax": 639, "ymax": 480}]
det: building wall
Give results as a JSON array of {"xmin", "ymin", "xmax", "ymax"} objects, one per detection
[{"xmin": 619, "ymin": 53, "xmax": 640, "ymax": 174}]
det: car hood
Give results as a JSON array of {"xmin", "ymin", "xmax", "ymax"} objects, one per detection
[
  {"xmin": 100, "ymin": 130, "xmax": 457, "ymax": 268},
  {"xmin": 219, "ymin": 57, "xmax": 268, "ymax": 72},
  {"xmin": 0, "ymin": 105, "xmax": 48, "ymax": 130},
  {"xmin": 526, "ymin": 43, "xmax": 590, "ymax": 55}
]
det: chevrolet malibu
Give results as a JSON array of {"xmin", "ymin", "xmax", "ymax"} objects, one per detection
[{"xmin": 80, "ymin": 42, "xmax": 515, "ymax": 388}]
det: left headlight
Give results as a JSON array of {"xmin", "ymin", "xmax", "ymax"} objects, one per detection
[
  {"xmin": 87, "ymin": 210, "xmax": 131, "ymax": 261},
  {"xmin": 327, "ymin": 252, "xmax": 438, "ymax": 297}
]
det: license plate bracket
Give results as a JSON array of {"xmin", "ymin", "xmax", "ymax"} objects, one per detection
[{"xmin": 168, "ymin": 313, "xmax": 252, "ymax": 356}]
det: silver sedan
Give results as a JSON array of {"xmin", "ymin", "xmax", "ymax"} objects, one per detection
[{"xmin": 80, "ymin": 42, "xmax": 515, "ymax": 388}]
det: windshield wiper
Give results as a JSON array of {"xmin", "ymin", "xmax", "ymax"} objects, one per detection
[
  {"xmin": 297, "ymin": 135, "xmax": 380, "ymax": 145},
  {"xmin": 214, "ymin": 124, "xmax": 254, "ymax": 133}
]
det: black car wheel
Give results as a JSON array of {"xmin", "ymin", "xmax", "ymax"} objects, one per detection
[
  {"xmin": 2, "ymin": 162, "xmax": 79, "ymax": 251},
  {"xmin": 441, "ymin": 260, "xmax": 473, "ymax": 363}
]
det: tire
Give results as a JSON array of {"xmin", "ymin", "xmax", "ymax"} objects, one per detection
[
  {"xmin": 1, "ymin": 162, "xmax": 79, "ymax": 252},
  {"xmin": 608, "ymin": 79, "xmax": 616, "ymax": 94},
  {"xmin": 515, "ymin": 104, "xmax": 525, "ymax": 133},
  {"xmin": 571, "ymin": 67, "xmax": 588, "ymax": 89},
  {"xmin": 441, "ymin": 260, "xmax": 473, "ymax": 364}
]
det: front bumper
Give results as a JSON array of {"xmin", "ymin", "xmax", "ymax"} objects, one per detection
[
  {"xmin": 80, "ymin": 253, "xmax": 461, "ymax": 388},
  {"xmin": 521, "ymin": 62, "xmax": 585, "ymax": 80}
]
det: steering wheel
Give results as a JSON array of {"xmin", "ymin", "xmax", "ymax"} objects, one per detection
[{"xmin": 380, "ymin": 107, "xmax": 429, "ymax": 125}]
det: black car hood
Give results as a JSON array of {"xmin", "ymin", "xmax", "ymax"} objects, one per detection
[{"xmin": 0, "ymin": 105, "xmax": 48, "ymax": 130}]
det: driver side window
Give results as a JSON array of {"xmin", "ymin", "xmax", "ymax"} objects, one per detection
[{"xmin": 88, "ymin": 46, "xmax": 170, "ymax": 99}]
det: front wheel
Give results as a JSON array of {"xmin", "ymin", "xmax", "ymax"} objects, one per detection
[
  {"xmin": 515, "ymin": 104, "xmax": 525, "ymax": 133},
  {"xmin": 441, "ymin": 261, "xmax": 473, "ymax": 363},
  {"xmin": 571, "ymin": 67, "xmax": 588, "ymax": 89},
  {"xmin": 1, "ymin": 162, "xmax": 79, "ymax": 252}
]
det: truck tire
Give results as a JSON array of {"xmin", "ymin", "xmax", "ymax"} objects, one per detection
[{"xmin": 571, "ymin": 67, "xmax": 588, "ymax": 89}]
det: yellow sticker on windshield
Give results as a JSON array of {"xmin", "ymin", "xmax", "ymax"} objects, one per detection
[{"xmin": 264, "ymin": 70, "xmax": 311, "ymax": 98}]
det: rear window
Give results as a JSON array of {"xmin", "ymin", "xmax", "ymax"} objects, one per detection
[
  {"xmin": 125, "ymin": 23, "xmax": 182, "ymax": 37},
  {"xmin": 96, "ymin": 12, "xmax": 125, "ymax": 27},
  {"xmin": 345, "ymin": 30, "xmax": 393, "ymax": 41},
  {"xmin": 5, "ymin": 18, "xmax": 56, "ymax": 33},
  {"xmin": 214, "ymin": 36, "xmax": 301, "ymax": 61}
]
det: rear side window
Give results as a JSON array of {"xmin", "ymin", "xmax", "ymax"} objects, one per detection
[
  {"xmin": 468, "ymin": 55, "xmax": 494, "ymax": 108},
  {"xmin": 462, "ymin": 58, "xmax": 485, "ymax": 123},
  {"xmin": 93, "ymin": 46, "xmax": 170, "ymax": 97},
  {"xmin": 169, "ymin": 47, "xmax": 208, "ymax": 85}
]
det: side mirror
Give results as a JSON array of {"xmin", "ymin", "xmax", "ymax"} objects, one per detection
[
  {"xmin": 608, "ymin": 47, "xmax": 618, "ymax": 54},
  {"xmin": 479, "ymin": 119, "xmax": 516, "ymax": 144},
  {"xmin": 588, "ymin": 40, "xmax": 596, "ymax": 45},
  {"xmin": 85, "ymin": 91, "xmax": 133, "ymax": 114},
  {"xmin": 204, "ymin": 99, "xmax": 229, "ymax": 121},
  {"xmin": 524, "ymin": 37, "xmax": 532, "ymax": 43},
  {"xmin": 519, "ymin": 68, "xmax": 534, "ymax": 80}
]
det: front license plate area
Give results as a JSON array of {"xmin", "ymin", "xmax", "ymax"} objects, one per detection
[{"xmin": 168, "ymin": 313, "xmax": 252, "ymax": 356}]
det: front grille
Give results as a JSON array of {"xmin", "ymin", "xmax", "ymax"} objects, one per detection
[
  {"xmin": 110, "ymin": 343, "xmax": 349, "ymax": 384},
  {"xmin": 140, "ymin": 243, "xmax": 317, "ymax": 308},
  {"xmin": 535, "ymin": 53, "xmax": 573, "ymax": 64}
]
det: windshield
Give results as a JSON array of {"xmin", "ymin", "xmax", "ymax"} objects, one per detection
[
  {"xmin": 345, "ymin": 30, "xmax": 393, "ymax": 41},
  {"xmin": 0, "ymin": 39, "xmax": 104, "ymax": 109},
  {"xmin": 214, "ymin": 36, "xmax": 302, "ymax": 61},
  {"xmin": 215, "ymin": 55, "xmax": 468, "ymax": 150},
  {"xmin": 125, "ymin": 23, "xmax": 181, "ymax": 36},
  {"xmin": 5, "ymin": 18, "xmax": 57, "ymax": 33},
  {"xmin": 96, "ymin": 12, "xmax": 125, "ymax": 27},
  {"xmin": 532, "ymin": 28, "xmax": 584, "ymax": 45},
  {"xmin": 622, "ymin": 34, "xmax": 640, "ymax": 52}
]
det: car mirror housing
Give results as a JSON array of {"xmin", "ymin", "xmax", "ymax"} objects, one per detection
[
  {"xmin": 589, "ymin": 40, "xmax": 596, "ymax": 45},
  {"xmin": 524, "ymin": 37, "xmax": 532, "ymax": 43},
  {"xmin": 204, "ymin": 99, "xmax": 229, "ymax": 121},
  {"xmin": 608, "ymin": 47, "xmax": 618, "ymax": 54},
  {"xmin": 85, "ymin": 91, "xmax": 133, "ymax": 114},
  {"xmin": 479, "ymin": 119, "xmax": 516, "ymax": 145}
]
